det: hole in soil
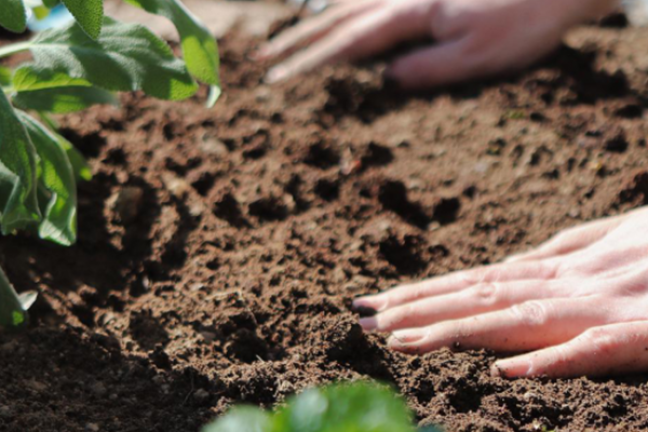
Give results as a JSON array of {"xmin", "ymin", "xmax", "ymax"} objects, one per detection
[
  {"xmin": 191, "ymin": 172, "xmax": 217, "ymax": 196},
  {"xmin": 59, "ymin": 128, "xmax": 106, "ymax": 158},
  {"xmin": 214, "ymin": 192, "xmax": 251, "ymax": 228},
  {"xmin": 71, "ymin": 305, "xmax": 96, "ymax": 328},
  {"xmin": 432, "ymin": 198, "xmax": 461, "ymax": 225},
  {"xmin": 320, "ymin": 318, "xmax": 395, "ymax": 383},
  {"xmin": 618, "ymin": 171, "xmax": 648, "ymax": 205},
  {"xmin": 249, "ymin": 197, "xmax": 290, "ymax": 222},
  {"xmin": 315, "ymin": 178, "xmax": 340, "ymax": 201},
  {"xmin": 242, "ymin": 130, "xmax": 270, "ymax": 160},
  {"xmin": 360, "ymin": 142, "xmax": 394, "ymax": 168},
  {"xmin": 302, "ymin": 141, "xmax": 341, "ymax": 169},
  {"xmin": 378, "ymin": 181, "xmax": 432, "ymax": 229},
  {"xmin": 379, "ymin": 234, "xmax": 428, "ymax": 275},
  {"xmin": 605, "ymin": 132, "xmax": 629, "ymax": 153},
  {"xmin": 224, "ymin": 329, "xmax": 270, "ymax": 363},
  {"xmin": 103, "ymin": 148, "xmax": 127, "ymax": 165},
  {"xmin": 614, "ymin": 103, "xmax": 643, "ymax": 119}
]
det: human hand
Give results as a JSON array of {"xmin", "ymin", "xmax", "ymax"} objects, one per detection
[
  {"xmin": 353, "ymin": 207, "xmax": 648, "ymax": 378},
  {"xmin": 258, "ymin": 0, "xmax": 617, "ymax": 88}
]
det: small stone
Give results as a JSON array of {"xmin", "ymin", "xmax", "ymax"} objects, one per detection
[
  {"xmin": 193, "ymin": 389, "xmax": 210, "ymax": 402},
  {"xmin": 152, "ymin": 375, "xmax": 166, "ymax": 386},
  {"xmin": 523, "ymin": 391, "xmax": 538, "ymax": 401},
  {"xmin": 85, "ymin": 423, "xmax": 100, "ymax": 432},
  {"xmin": 111, "ymin": 186, "xmax": 144, "ymax": 223},
  {"xmin": 199, "ymin": 331, "xmax": 217, "ymax": 342},
  {"xmin": 0, "ymin": 405, "xmax": 13, "ymax": 418},
  {"xmin": 90, "ymin": 382, "xmax": 107, "ymax": 397},
  {"xmin": 161, "ymin": 173, "xmax": 191, "ymax": 199},
  {"xmin": 200, "ymin": 135, "xmax": 229, "ymax": 156}
]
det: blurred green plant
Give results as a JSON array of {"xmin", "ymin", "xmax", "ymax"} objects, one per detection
[
  {"xmin": 0, "ymin": 0, "xmax": 220, "ymax": 328},
  {"xmin": 203, "ymin": 383, "xmax": 442, "ymax": 432}
]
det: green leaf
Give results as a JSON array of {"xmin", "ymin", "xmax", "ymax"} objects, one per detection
[
  {"xmin": 202, "ymin": 407, "xmax": 271, "ymax": 432},
  {"xmin": 59, "ymin": 137, "xmax": 92, "ymax": 181},
  {"xmin": 0, "ymin": 265, "xmax": 28, "ymax": 330},
  {"xmin": 0, "ymin": 0, "xmax": 27, "ymax": 33},
  {"xmin": 122, "ymin": 0, "xmax": 220, "ymax": 89},
  {"xmin": 0, "ymin": 91, "xmax": 41, "ymax": 234},
  {"xmin": 13, "ymin": 86, "xmax": 119, "ymax": 114},
  {"xmin": 62, "ymin": 0, "xmax": 104, "ymax": 39},
  {"xmin": 18, "ymin": 111, "xmax": 78, "ymax": 246},
  {"xmin": 42, "ymin": 0, "xmax": 62, "ymax": 8},
  {"xmin": 0, "ymin": 67, "xmax": 11, "ymax": 86},
  {"xmin": 13, "ymin": 17, "xmax": 198, "ymax": 100},
  {"xmin": 272, "ymin": 383, "xmax": 417, "ymax": 432}
]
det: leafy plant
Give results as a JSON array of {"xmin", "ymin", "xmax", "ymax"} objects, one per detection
[
  {"xmin": 203, "ymin": 383, "xmax": 442, "ymax": 432},
  {"xmin": 0, "ymin": 0, "xmax": 220, "ymax": 328}
]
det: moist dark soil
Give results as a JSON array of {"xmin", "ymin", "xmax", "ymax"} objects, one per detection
[{"xmin": 3, "ymin": 20, "xmax": 648, "ymax": 432}]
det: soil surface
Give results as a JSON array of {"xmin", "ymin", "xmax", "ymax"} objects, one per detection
[{"xmin": 3, "ymin": 18, "xmax": 648, "ymax": 432}]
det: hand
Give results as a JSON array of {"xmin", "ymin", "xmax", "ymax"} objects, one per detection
[
  {"xmin": 258, "ymin": 0, "xmax": 617, "ymax": 88},
  {"xmin": 353, "ymin": 207, "xmax": 648, "ymax": 378}
]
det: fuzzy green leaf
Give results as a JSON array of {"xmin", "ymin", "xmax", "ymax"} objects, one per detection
[
  {"xmin": 272, "ymin": 384, "xmax": 417, "ymax": 432},
  {"xmin": 13, "ymin": 85, "xmax": 119, "ymax": 113},
  {"xmin": 13, "ymin": 17, "xmax": 198, "ymax": 100},
  {"xmin": 62, "ymin": 0, "xmax": 104, "ymax": 39},
  {"xmin": 0, "ymin": 91, "xmax": 41, "ymax": 234},
  {"xmin": 0, "ymin": 66, "xmax": 11, "ymax": 86},
  {"xmin": 202, "ymin": 407, "xmax": 271, "ymax": 432},
  {"xmin": 59, "ymin": 137, "xmax": 92, "ymax": 181},
  {"xmin": 0, "ymin": 0, "xmax": 27, "ymax": 33},
  {"xmin": 42, "ymin": 0, "xmax": 62, "ymax": 8},
  {"xmin": 122, "ymin": 0, "xmax": 220, "ymax": 93},
  {"xmin": 0, "ymin": 265, "xmax": 28, "ymax": 330},
  {"xmin": 18, "ymin": 112, "xmax": 77, "ymax": 246}
]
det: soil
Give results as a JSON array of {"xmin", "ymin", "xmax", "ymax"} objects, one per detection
[{"xmin": 3, "ymin": 17, "xmax": 648, "ymax": 432}]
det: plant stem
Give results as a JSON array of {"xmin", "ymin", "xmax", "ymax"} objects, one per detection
[{"xmin": 0, "ymin": 42, "xmax": 32, "ymax": 59}]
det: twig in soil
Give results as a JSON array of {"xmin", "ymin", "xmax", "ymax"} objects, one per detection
[{"xmin": 183, "ymin": 374, "xmax": 195, "ymax": 405}]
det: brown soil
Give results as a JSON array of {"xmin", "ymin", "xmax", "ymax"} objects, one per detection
[{"xmin": 3, "ymin": 19, "xmax": 648, "ymax": 432}]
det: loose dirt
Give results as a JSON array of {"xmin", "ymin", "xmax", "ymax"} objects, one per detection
[{"xmin": 2, "ymin": 18, "xmax": 648, "ymax": 432}]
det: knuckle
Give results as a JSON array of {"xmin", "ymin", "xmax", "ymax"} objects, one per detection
[
  {"xmin": 471, "ymin": 282, "xmax": 501, "ymax": 306},
  {"xmin": 510, "ymin": 301, "xmax": 550, "ymax": 327},
  {"xmin": 581, "ymin": 328, "xmax": 618, "ymax": 356}
]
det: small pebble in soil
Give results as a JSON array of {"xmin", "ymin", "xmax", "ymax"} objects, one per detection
[
  {"xmin": 111, "ymin": 186, "xmax": 144, "ymax": 223},
  {"xmin": 193, "ymin": 389, "xmax": 210, "ymax": 402}
]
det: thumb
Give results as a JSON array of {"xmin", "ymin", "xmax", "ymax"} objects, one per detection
[{"xmin": 385, "ymin": 37, "xmax": 479, "ymax": 89}]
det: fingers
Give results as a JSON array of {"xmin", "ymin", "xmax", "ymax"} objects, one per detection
[
  {"xmin": 353, "ymin": 259, "xmax": 559, "ymax": 313},
  {"xmin": 494, "ymin": 321, "xmax": 648, "ymax": 378},
  {"xmin": 387, "ymin": 297, "xmax": 611, "ymax": 354},
  {"xmin": 385, "ymin": 37, "xmax": 480, "ymax": 89},
  {"xmin": 265, "ymin": 3, "xmax": 432, "ymax": 83},
  {"xmin": 257, "ymin": 0, "xmax": 381, "ymax": 60},
  {"xmin": 359, "ymin": 278, "xmax": 571, "ymax": 333},
  {"xmin": 506, "ymin": 215, "xmax": 627, "ymax": 263}
]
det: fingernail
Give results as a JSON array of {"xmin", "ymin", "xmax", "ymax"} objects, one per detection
[
  {"xmin": 358, "ymin": 316, "xmax": 379, "ymax": 332},
  {"xmin": 493, "ymin": 359, "xmax": 531, "ymax": 379},
  {"xmin": 352, "ymin": 296, "xmax": 387, "ymax": 313},
  {"xmin": 265, "ymin": 65, "xmax": 288, "ymax": 84},
  {"xmin": 388, "ymin": 331, "xmax": 425, "ymax": 348},
  {"xmin": 353, "ymin": 305, "xmax": 377, "ymax": 318},
  {"xmin": 490, "ymin": 363, "xmax": 503, "ymax": 378}
]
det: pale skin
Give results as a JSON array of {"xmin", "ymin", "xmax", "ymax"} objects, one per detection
[{"xmin": 257, "ymin": 0, "xmax": 648, "ymax": 379}]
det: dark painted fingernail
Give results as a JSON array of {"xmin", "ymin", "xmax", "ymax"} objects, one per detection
[{"xmin": 353, "ymin": 305, "xmax": 377, "ymax": 318}]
